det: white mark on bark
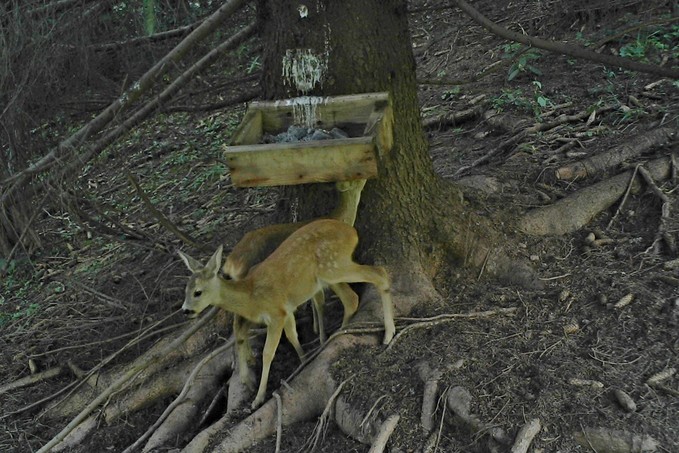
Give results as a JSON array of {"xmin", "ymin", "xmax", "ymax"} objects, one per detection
[
  {"xmin": 281, "ymin": 49, "xmax": 329, "ymax": 126},
  {"xmin": 282, "ymin": 49, "xmax": 327, "ymax": 94}
]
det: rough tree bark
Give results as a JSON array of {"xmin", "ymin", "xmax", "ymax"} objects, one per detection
[{"xmin": 259, "ymin": 0, "xmax": 524, "ymax": 287}]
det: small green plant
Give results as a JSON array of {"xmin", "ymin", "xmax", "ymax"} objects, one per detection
[
  {"xmin": 502, "ymin": 43, "xmax": 543, "ymax": 81},
  {"xmin": 189, "ymin": 163, "xmax": 226, "ymax": 191},
  {"xmin": 440, "ymin": 86, "xmax": 461, "ymax": 101},
  {"xmin": 491, "ymin": 82, "xmax": 553, "ymax": 119},
  {"xmin": 492, "ymin": 88, "xmax": 532, "ymax": 112},
  {"xmin": 143, "ymin": 0, "xmax": 156, "ymax": 35},
  {"xmin": 575, "ymin": 31, "xmax": 593, "ymax": 47},
  {"xmin": 619, "ymin": 24, "xmax": 679, "ymax": 62},
  {"xmin": 531, "ymin": 80, "xmax": 553, "ymax": 112}
]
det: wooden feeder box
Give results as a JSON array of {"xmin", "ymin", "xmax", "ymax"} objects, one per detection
[{"xmin": 224, "ymin": 92, "xmax": 393, "ymax": 187}]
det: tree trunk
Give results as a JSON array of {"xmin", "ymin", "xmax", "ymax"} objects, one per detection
[{"xmin": 257, "ymin": 0, "xmax": 517, "ymax": 289}]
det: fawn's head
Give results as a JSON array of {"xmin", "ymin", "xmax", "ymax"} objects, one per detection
[{"xmin": 178, "ymin": 245, "xmax": 224, "ymax": 318}]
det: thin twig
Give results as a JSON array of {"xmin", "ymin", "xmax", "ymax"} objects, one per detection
[
  {"xmin": 274, "ymin": 392, "xmax": 283, "ymax": 453},
  {"xmin": 361, "ymin": 395, "xmax": 388, "ymax": 428},
  {"xmin": 638, "ymin": 165, "xmax": 676, "ymax": 254},
  {"xmin": 127, "ymin": 172, "xmax": 202, "ymax": 249},
  {"xmin": 368, "ymin": 414, "xmax": 400, "ymax": 453},
  {"xmin": 300, "ymin": 377, "xmax": 353, "ymax": 452},
  {"xmin": 434, "ymin": 387, "xmax": 450, "ymax": 453},
  {"xmin": 388, "ymin": 308, "xmax": 518, "ymax": 351},
  {"xmin": 607, "ymin": 164, "xmax": 641, "ymax": 230}
]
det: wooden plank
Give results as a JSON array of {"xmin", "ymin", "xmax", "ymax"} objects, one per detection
[
  {"xmin": 224, "ymin": 137, "xmax": 377, "ymax": 187},
  {"xmin": 252, "ymin": 92, "xmax": 390, "ymax": 134},
  {"xmin": 230, "ymin": 110, "xmax": 262, "ymax": 145}
]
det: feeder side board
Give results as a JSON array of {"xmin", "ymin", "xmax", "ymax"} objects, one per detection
[
  {"xmin": 251, "ymin": 92, "xmax": 390, "ymax": 134},
  {"xmin": 364, "ymin": 104, "xmax": 394, "ymax": 155},
  {"xmin": 230, "ymin": 110, "xmax": 263, "ymax": 146},
  {"xmin": 225, "ymin": 137, "xmax": 377, "ymax": 187}
]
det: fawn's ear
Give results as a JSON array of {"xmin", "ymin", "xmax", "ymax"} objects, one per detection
[
  {"xmin": 178, "ymin": 250, "xmax": 204, "ymax": 273},
  {"xmin": 204, "ymin": 245, "xmax": 223, "ymax": 277}
]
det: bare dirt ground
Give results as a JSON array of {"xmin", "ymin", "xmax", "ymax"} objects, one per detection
[{"xmin": 1, "ymin": 1, "xmax": 678, "ymax": 452}]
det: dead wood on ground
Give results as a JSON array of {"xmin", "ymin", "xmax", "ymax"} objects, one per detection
[
  {"xmin": 556, "ymin": 127, "xmax": 676, "ymax": 181},
  {"xmin": 519, "ymin": 154, "xmax": 676, "ymax": 236}
]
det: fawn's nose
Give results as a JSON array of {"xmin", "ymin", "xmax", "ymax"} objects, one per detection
[{"xmin": 182, "ymin": 308, "xmax": 196, "ymax": 317}]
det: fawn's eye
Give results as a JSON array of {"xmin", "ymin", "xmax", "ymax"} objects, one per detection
[{"xmin": 193, "ymin": 290, "xmax": 202, "ymax": 298}]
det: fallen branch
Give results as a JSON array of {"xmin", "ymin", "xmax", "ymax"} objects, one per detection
[
  {"xmin": 519, "ymin": 154, "xmax": 675, "ymax": 236},
  {"xmin": 162, "ymin": 89, "xmax": 259, "ymax": 113},
  {"xmin": 39, "ymin": 22, "xmax": 258, "ymax": 206},
  {"xmin": 422, "ymin": 96, "xmax": 487, "ymax": 130},
  {"xmin": 556, "ymin": 127, "xmax": 676, "ymax": 181},
  {"xmin": 127, "ymin": 172, "xmax": 201, "ymax": 249},
  {"xmin": 455, "ymin": 105, "xmax": 615, "ymax": 177},
  {"xmin": 0, "ymin": 367, "xmax": 64, "ymax": 396},
  {"xmin": 89, "ymin": 20, "xmax": 203, "ymax": 51},
  {"xmin": 449, "ymin": 0, "xmax": 679, "ymax": 78}
]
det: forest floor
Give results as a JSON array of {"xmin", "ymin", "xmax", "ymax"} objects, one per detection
[{"xmin": 1, "ymin": 1, "xmax": 678, "ymax": 452}]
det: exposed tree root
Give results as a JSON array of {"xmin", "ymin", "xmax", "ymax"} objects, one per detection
[
  {"xmin": 203, "ymin": 334, "xmax": 379, "ymax": 453},
  {"xmin": 130, "ymin": 341, "xmax": 234, "ymax": 452},
  {"xmin": 38, "ymin": 260, "xmax": 529, "ymax": 452},
  {"xmin": 39, "ymin": 308, "xmax": 224, "ymax": 453},
  {"xmin": 573, "ymin": 427, "xmax": 659, "ymax": 452},
  {"xmin": 178, "ymin": 271, "xmax": 438, "ymax": 452},
  {"xmin": 416, "ymin": 362, "xmax": 442, "ymax": 432},
  {"xmin": 368, "ymin": 414, "xmax": 400, "ymax": 453},
  {"xmin": 510, "ymin": 418, "xmax": 541, "ymax": 453},
  {"xmin": 45, "ymin": 310, "xmax": 227, "ymax": 419},
  {"xmin": 555, "ymin": 126, "xmax": 676, "ymax": 181},
  {"xmin": 446, "ymin": 386, "xmax": 512, "ymax": 446},
  {"xmin": 302, "ymin": 378, "xmax": 353, "ymax": 452},
  {"xmin": 519, "ymin": 154, "xmax": 676, "ymax": 236}
]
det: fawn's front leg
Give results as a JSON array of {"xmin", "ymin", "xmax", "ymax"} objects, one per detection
[{"xmin": 252, "ymin": 318, "xmax": 284, "ymax": 409}]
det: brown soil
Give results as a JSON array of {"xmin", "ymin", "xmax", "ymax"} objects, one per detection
[{"xmin": 1, "ymin": 1, "xmax": 678, "ymax": 452}]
